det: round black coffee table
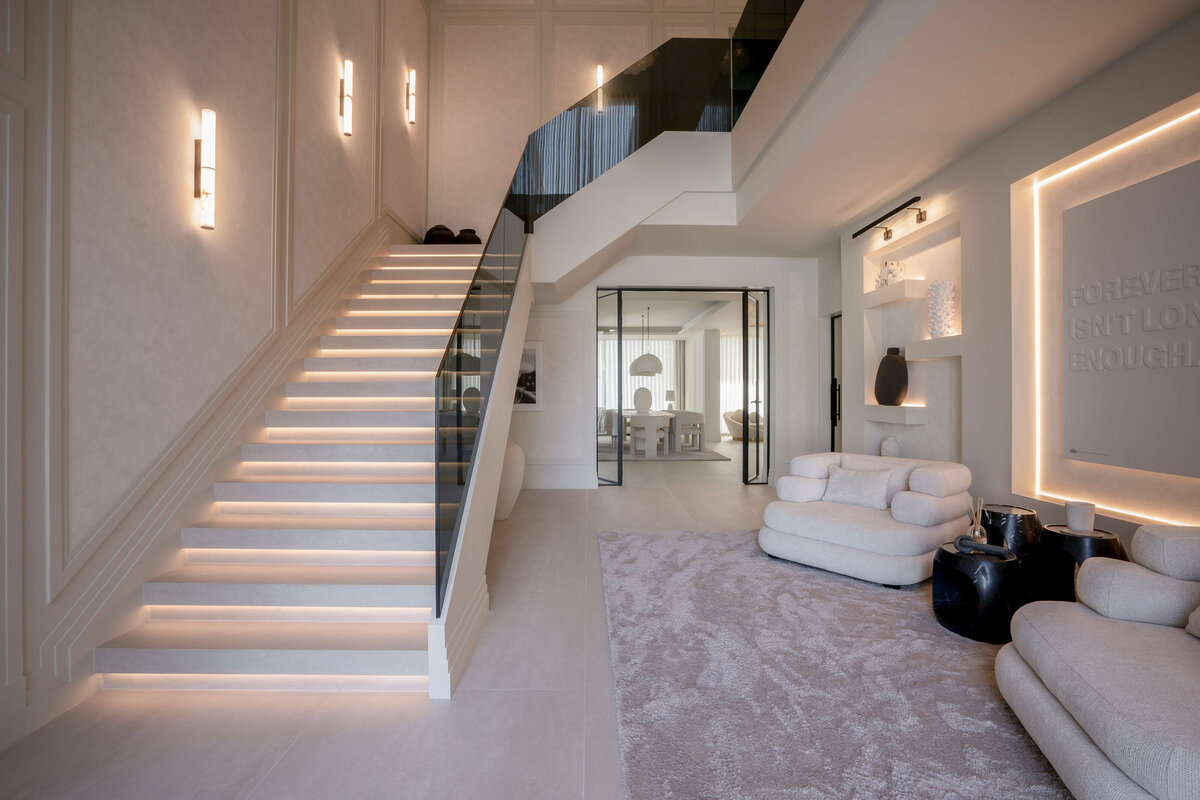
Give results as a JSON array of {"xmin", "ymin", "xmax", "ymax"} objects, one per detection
[
  {"xmin": 981, "ymin": 504, "xmax": 1042, "ymax": 561},
  {"xmin": 1031, "ymin": 524, "xmax": 1128, "ymax": 602},
  {"xmin": 933, "ymin": 542, "xmax": 1020, "ymax": 644}
]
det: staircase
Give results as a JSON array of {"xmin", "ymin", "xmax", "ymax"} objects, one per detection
[{"xmin": 95, "ymin": 244, "xmax": 482, "ymax": 691}]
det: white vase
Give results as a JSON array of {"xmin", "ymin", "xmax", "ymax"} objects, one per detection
[
  {"xmin": 880, "ymin": 437, "xmax": 900, "ymax": 457},
  {"xmin": 494, "ymin": 441, "xmax": 525, "ymax": 521}
]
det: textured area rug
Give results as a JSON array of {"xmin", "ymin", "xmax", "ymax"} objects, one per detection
[{"xmin": 599, "ymin": 530, "xmax": 1070, "ymax": 800}]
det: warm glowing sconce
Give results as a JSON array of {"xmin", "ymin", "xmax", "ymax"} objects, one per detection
[
  {"xmin": 851, "ymin": 196, "xmax": 924, "ymax": 241},
  {"xmin": 596, "ymin": 64, "xmax": 604, "ymax": 114},
  {"xmin": 406, "ymin": 68, "xmax": 417, "ymax": 125},
  {"xmin": 340, "ymin": 59, "xmax": 354, "ymax": 136},
  {"xmin": 194, "ymin": 108, "xmax": 216, "ymax": 230}
]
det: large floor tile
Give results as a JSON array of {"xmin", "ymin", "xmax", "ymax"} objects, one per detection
[
  {"xmin": 0, "ymin": 691, "xmax": 325, "ymax": 800},
  {"xmin": 245, "ymin": 690, "xmax": 586, "ymax": 800},
  {"xmin": 584, "ymin": 688, "xmax": 622, "ymax": 800}
]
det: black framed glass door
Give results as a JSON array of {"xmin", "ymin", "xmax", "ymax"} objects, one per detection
[
  {"xmin": 742, "ymin": 290, "xmax": 768, "ymax": 484},
  {"xmin": 597, "ymin": 290, "xmax": 622, "ymax": 485}
]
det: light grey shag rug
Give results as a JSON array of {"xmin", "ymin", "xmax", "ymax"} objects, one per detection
[{"xmin": 598, "ymin": 529, "xmax": 1071, "ymax": 800}]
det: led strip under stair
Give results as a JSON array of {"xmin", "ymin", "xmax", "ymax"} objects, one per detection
[{"xmin": 95, "ymin": 244, "xmax": 482, "ymax": 691}]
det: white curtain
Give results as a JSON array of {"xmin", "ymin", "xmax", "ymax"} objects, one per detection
[
  {"xmin": 719, "ymin": 333, "xmax": 743, "ymax": 436},
  {"xmin": 597, "ymin": 336, "xmax": 684, "ymax": 412}
]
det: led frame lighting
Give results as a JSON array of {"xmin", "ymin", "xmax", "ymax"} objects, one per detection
[
  {"xmin": 1031, "ymin": 103, "xmax": 1200, "ymax": 522},
  {"xmin": 194, "ymin": 108, "xmax": 217, "ymax": 230},
  {"xmin": 406, "ymin": 68, "xmax": 417, "ymax": 125},
  {"xmin": 340, "ymin": 59, "xmax": 354, "ymax": 136}
]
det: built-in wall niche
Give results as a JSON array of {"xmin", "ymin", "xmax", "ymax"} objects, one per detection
[{"xmin": 860, "ymin": 212, "xmax": 963, "ymax": 462}]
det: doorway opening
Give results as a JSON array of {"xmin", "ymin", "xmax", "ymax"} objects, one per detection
[{"xmin": 596, "ymin": 288, "xmax": 770, "ymax": 486}]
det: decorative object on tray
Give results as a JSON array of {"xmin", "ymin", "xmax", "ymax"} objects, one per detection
[
  {"xmin": 967, "ymin": 497, "xmax": 987, "ymax": 543},
  {"xmin": 423, "ymin": 224, "xmax": 455, "ymax": 244},
  {"xmin": 873, "ymin": 347, "xmax": 908, "ymax": 406},
  {"xmin": 880, "ymin": 436, "xmax": 900, "ymax": 457},
  {"xmin": 454, "ymin": 227, "xmax": 481, "ymax": 244},
  {"xmin": 928, "ymin": 279, "xmax": 955, "ymax": 338},
  {"xmin": 1065, "ymin": 501, "xmax": 1096, "ymax": 532},
  {"xmin": 874, "ymin": 259, "xmax": 905, "ymax": 289}
]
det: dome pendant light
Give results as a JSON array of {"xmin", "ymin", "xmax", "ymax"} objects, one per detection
[{"xmin": 629, "ymin": 306, "xmax": 663, "ymax": 377}]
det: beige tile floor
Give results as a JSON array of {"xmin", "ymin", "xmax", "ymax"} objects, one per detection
[{"xmin": 0, "ymin": 438, "xmax": 774, "ymax": 800}]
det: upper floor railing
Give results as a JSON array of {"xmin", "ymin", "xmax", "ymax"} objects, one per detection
[{"xmin": 433, "ymin": 0, "xmax": 806, "ymax": 616}]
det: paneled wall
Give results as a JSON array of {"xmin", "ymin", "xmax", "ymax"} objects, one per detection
[
  {"xmin": 428, "ymin": 0, "xmax": 745, "ymax": 235},
  {"xmin": 0, "ymin": 0, "xmax": 429, "ymax": 746}
]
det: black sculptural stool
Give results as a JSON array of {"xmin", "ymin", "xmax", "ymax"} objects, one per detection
[
  {"xmin": 933, "ymin": 542, "xmax": 1019, "ymax": 644},
  {"xmin": 1033, "ymin": 524, "xmax": 1128, "ymax": 602}
]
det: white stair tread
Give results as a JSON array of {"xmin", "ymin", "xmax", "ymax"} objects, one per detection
[
  {"xmin": 182, "ymin": 526, "xmax": 433, "ymax": 549},
  {"xmin": 190, "ymin": 515, "xmax": 435, "ymax": 530},
  {"xmin": 102, "ymin": 620, "xmax": 428, "ymax": 651},
  {"xmin": 305, "ymin": 356, "xmax": 442, "ymax": 371},
  {"xmin": 286, "ymin": 381, "xmax": 434, "ymax": 396},
  {"xmin": 265, "ymin": 409, "xmax": 434, "ymax": 426},
  {"xmin": 150, "ymin": 563, "xmax": 434, "ymax": 586},
  {"xmin": 213, "ymin": 481, "xmax": 433, "ymax": 503},
  {"xmin": 241, "ymin": 443, "xmax": 433, "ymax": 460}
]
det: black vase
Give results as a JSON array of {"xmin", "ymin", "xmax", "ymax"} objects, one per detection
[
  {"xmin": 423, "ymin": 225, "xmax": 455, "ymax": 244},
  {"xmin": 454, "ymin": 228, "xmax": 481, "ymax": 244},
  {"xmin": 874, "ymin": 347, "xmax": 908, "ymax": 406}
]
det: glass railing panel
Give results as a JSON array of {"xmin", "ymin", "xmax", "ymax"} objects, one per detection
[{"xmin": 731, "ymin": 0, "xmax": 805, "ymax": 124}]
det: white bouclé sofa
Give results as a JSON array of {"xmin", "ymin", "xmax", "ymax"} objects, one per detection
[
  {"xmin": 996, "ymin": 525, "xmax": 1200, "ymax": 800},
  {"xmin": 758, "ymin": 452, "xmax": 972, "ymax": 586}
]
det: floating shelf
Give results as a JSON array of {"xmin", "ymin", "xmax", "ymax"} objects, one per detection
[
  {"xmin": 864, "ymin": 404, "xmax": 928, "ymax": 425},
  {"xmin": 905, "ymin": 334, "xmax": 964, "ymax": 361},
  {"xmin": 863, "ymin": 279, "xmax": 927, "ymax": 309}
]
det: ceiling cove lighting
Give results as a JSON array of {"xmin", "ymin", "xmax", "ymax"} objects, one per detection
[
  {"xmin": 194, "ymin": 108, "xmax": 217, "ymax": 230},
  {"xmin": 406, "ymin": 68, "xmax": 417, "ymax": 125},
  {"xmin": 340, "ymin": 59, "xmax": 354, "ymax": 136},
  {"xmin": 629, "ymin": 307, "xmax": 663, "ymax": 376},
  {"xmin": 851, "ymin": 195, "xmax": 924, "ymax": 240},
  {"xmin": 1032, "ymin": 103, "xmax": 1200, "ymax": 523}
]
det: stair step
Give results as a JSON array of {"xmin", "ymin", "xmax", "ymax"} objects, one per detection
[
  {"xmin": 304, "ymin": 356, "xmax": 442, "ymax": 373},
  {"xmin": 264, "ymin": 409, "xmax": 433, "ymax": 428},
  {"xmin": 336, "ymin": 315, "xmax": 459, "ymax": 332},
  {"xmin": 196, "ymin": 514, "xmax": 437, "ymax": 531},
  {"xmin": 95, "ymin": 620, "xmax": 428, "ymax": 676},
  {"xmin": 143, "ymin": 564, "xmax": 435, "ymax": 607},
  {"xmin": 264, "ymin": 428, "xmax": 434, "ymax": 445},
  {"xmin": 286, "ymin": 380, "xmax": 434, "ymax": 397},
  {"xmin": 182, "ymin": 526, "xmax": 434, "ymax": 551},
  {"xmin": 241, "ymin": 442, "xmax": 434, "ymax": 462},
  {"xmin": 346, "ymin": 297, "xmax": 465, "ymax": 312},
  {"xmin": 185, "ymin": 548, "xmax": 433, "ymax": 567},
  {"xmin": 213, "ymin": 481, "xmax": 434, "ymax": 504},
  {"xmin": 359, "ymin": 281, "xmax": 470, "ymax": 295},
  {"xmin": 365, "ymin": 268, "xmax": 475, "ymax": 282},
  {"xmin": 321, "ymin": 334, "xmax": 450, "ymax": 350},
  {"xmin": 385, "ymin": 244, "xmax": 481, "ymax": 258}
]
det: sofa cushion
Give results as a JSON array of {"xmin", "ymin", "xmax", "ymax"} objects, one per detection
[
  {"xmin": 1011, "ymin": 602, "xmax": 1200, "ymax": 800},
  {"xmin": 841, "ymin": 454, "xmax": 923, "ymax": 505},
  {"xmin": 1077, "ymin": 557, "xmax": 1200, "ymax": 628},
  {"xmin": 1189, "ymin": 606, "xmax": 1200, "ymax": 640},
  {"xmin": 821, "ymin": 465, "xmax": 890, "ymax": 510},
  {"xmin": 908, "ymin": 462, "xmax": 972, "ymax": 498},
  {"xmin": 762, "ymin": 500, "xmax": 956, "ymax": 557},
  {"xmin": 891, "ymin": 490, "xmax": 972, "ymax": 528},
  {"xmin": 775, "ymin": 475, "xmax": 826, "ymax": 504},
  {"xmin": 1132, "ymin": 525, "xmax": 1200, "ymax": 581},
  {"xmin": 789, "ymin": 452, "xmax": 843, "ymax": 479}
]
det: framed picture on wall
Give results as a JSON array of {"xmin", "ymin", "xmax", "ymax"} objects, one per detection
[{"xmin": 514, "ymin": 342, "xmax": 542, "ymax": 411}]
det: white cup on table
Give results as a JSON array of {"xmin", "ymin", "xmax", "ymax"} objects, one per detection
[{"xmin": 1065, "ymin": 501, "xmax": 1096, "ymax": 532}]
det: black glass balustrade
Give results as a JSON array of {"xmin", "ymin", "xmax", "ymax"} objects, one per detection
[{"xmin": 433, "ymin": 0, "xmax": 806, "ymax": 616}]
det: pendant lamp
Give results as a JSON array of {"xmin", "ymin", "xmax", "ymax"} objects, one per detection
[{"xmin": 629, "ymin": 307, "xmax": 663, "ymax": 376}]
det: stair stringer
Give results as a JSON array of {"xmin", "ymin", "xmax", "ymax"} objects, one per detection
[{"xmin": 427, "ymin": 238, "xmax": 533, "ymax": 699}]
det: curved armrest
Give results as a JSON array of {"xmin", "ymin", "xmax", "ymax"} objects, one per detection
[
  {"xmin": 775, "ymin": 475, "xmax": 826, "ymax": 503},
  {"xmin": 1077, "ymin": 557, "xmax": 1200, "ymax": 628},
  {"xmin": 891, "ymin": 491, "xmax": 971, "ymax": 528}
]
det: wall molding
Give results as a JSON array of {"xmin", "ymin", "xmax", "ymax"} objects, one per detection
[{"xmin": 0, "ymin": 0, "xmax": 25, "ymax": 79}]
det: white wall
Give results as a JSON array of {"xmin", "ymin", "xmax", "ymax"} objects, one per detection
[
  {"xmin": 510, "ymin": 254, "xmax": 820, "ymax": 489},
  {"xmin": 1, "ymin": 0, "xmax": 429, "ymax": 747},
  {"xmin": 839, "ymin": 11, "xmax": 1200, "ymax": 539},
  {"xmin": 427, "ymin": 0, "xmax": 746, "ymax": 235}
]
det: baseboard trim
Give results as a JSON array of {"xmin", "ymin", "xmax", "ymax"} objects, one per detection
[
  {"xmin": 427, "ymin": 573, "xmax": 489, "ymax": 700},
  {"xmin": 523, "ymin": 464, "xmax": 600, "ymax": 489},
  {"xmin": 0, "ymin": 679, "xmax": 27, "ymax": 751}
]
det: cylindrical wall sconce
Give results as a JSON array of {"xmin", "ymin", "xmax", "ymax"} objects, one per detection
[
  {"xmin": 340, "ymin": 59, "xmax": 354, "ymax": 136},
  {"xmin": 195, "ymin": 108, "xmax": 216, "ymax": 230},
  {"xmin": 406, "ymin": 68, "xmax": 416, "ymax": 125}
]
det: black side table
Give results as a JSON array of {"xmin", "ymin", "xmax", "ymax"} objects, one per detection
[
  {"xmin": 1031, "ymin": 525, "xmax": 1128, "ymax": 602},
  {"xmin": 933, "ymin": 542, "xmax": 1020, "ymax": 644}
]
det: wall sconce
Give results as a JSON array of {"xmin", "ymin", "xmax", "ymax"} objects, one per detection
[
  {"xmin": 194, "ymin": 108, "xmax": 216, "ymax": 230},
  {"xmin": 909, "ymin": 205, "xmax": 928, "ymax": 223},
  {"xmin": 340, "ymin": 59, "xmax": 354, "ymax": 136},
  {"xmin": 406, "ymin": 68, "xmax": 416, "ymax": 125},
  {"xmin": 851, "ymin": 195, "xmax": 923, "ymax": 240},
  {"xmin": 596, "ymin": 64, "xmax": 604, "ymax": 115}
]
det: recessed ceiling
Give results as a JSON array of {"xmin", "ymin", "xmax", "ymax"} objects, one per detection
[{"xmin": 596, "ymin": 291, "xmax": 744, "ymax": 334}]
